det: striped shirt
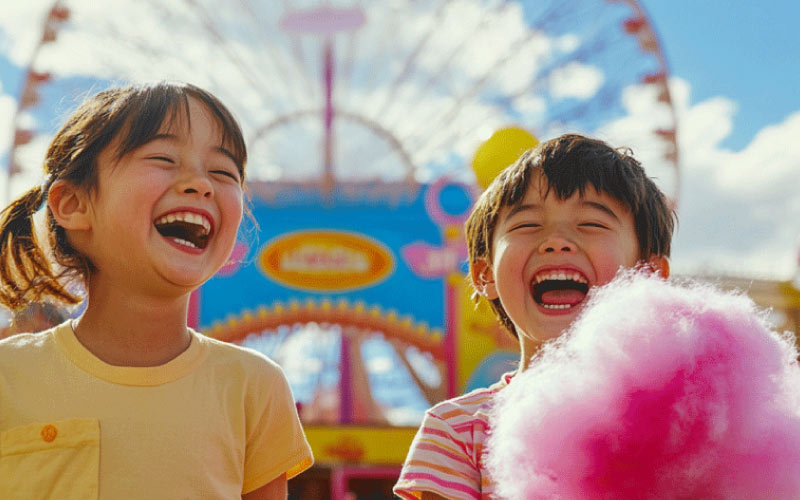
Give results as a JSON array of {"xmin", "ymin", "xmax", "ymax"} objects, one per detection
[{"xmin": 393, "ymin": 373, "xmax": 513, "ymax": 500}]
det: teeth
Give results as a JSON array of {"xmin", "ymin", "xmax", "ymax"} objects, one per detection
[
  {"xmin": 542, "ymin": 303, "xmax": 573, "ymax": 310},
  {"xmin": 534, "ymin": 270, "xmax": 588, "ymax": 284},
  {"xmin": 155, "ymin": 211, "xmax": 211, "ymax": 234},
  {"xmin": 173, "ymin": 238, "xmax": 197, "ymax": 249}
]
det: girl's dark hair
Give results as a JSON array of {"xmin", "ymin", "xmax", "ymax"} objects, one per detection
[
  {"xmin": 465, "ymin": 133, "xmax": 677, "ymax": 338},
  {"xmin": 0, "ymin": 81, "xmax": 247, "ymax": 310}
]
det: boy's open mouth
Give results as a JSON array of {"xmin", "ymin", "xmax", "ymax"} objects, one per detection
[
  {"xmin": 154, "ymin": 211, "xmax": 212, "ymax": 250},
  {"xmin": 531, "ymin": 270, "xmax": 589, "ymax": 310}
]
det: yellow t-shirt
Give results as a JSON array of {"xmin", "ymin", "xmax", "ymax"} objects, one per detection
[{"xmin": 0, "ymin": 321, "xmax": 313, "ymax": 500}]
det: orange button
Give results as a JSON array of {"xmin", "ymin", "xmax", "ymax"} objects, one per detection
[{"xmin": 41, "ymin": 424, "xmax": 58, "ymax": 442}]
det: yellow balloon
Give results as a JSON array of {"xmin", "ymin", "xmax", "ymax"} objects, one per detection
[{"xmin": 471, "ymin": 127, "xmax": 538, "ymax": 189}]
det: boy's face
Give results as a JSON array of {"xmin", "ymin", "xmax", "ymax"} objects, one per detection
[{"xmin": 474, "ymin": 174, "xmax": 661, "ymax": 360}]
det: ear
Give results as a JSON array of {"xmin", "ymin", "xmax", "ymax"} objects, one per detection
[
  {"xmin": 643, "ymin": 255, "xmax": 670, "ymax": 278},
  {"xmin": 471, "ymin": 258, "xmax": 499, "ymax": 300},
  {"xmin": 48, "ymin": 180, "xmax": 92, "ymax": 231}
]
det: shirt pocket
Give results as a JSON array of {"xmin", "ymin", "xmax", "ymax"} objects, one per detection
[{"xmin": 0, "ymin": 418, "xmax": 100, "ymax": 500}]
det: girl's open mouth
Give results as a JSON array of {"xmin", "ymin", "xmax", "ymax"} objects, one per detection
[{"xmin": 154, "ymin": 211, "xmax": 212, "ymax": 250}]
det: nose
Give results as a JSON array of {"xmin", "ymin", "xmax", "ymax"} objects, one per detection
[
  {"xmin": 177, "ymin": 164, "xmax": 213, "ymax": 198},
  {"xmin": 538, "ymin": 233, "xmax": 576, "ymax": 254}
]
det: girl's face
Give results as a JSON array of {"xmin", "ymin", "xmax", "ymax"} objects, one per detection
[{"xmin": 82, "ymin": 97, "xmax": 244, "ymax": 297}]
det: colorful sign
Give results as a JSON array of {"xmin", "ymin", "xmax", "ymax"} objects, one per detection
[
  {"xmin": 195, "ymin": 181, "xmax": 518, "ymax": 470},
  {"xmin": 259, "ymin": 230, "xmax": 394, "ymax": 292}
]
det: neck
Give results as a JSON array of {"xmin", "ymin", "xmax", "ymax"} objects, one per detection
[
  {"xmin": 74, "ymin": 279, "xmax": 193, "ymax": 367},
  {"xmin": 517, "ymin": 336, "xmax": 543, "ymax": 373}
]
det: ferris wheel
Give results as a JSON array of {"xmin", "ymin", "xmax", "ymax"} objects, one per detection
[
  {"xmin": 6, "ymin": 0, "xmax": 678, "ymax": 204},
  {"xmin": 3, "ymin": 1, "xmax": 681, "ymax": 430}
]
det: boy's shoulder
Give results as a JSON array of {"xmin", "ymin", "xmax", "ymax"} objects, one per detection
[{"xmin": 426, "ymin": 372, "xmax": 514, "ymax": 421}]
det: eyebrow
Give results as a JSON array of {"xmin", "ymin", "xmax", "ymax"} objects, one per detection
[
  {"xmin": 503, "ymin": 203, "xmax": 540, "ymax": 221},
  {"xmin": 501, "ymin": 200, "xmax": 621, "ymax": 223},
  {"xmin": 149, "ymin": 133, "xmax": 177, "ymax": 142},
  {"xmin": 581, "ymin": 200, "xmax": 621, "ymax": 222},
  {"xmin": 147, "ymin": 133, "xmax": 239, "ymax": 166}
]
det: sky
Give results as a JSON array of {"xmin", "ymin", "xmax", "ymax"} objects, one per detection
[
  {"xmin": 638, "ymin": 0, "xmax": 800, "ymax": 279},
  {"xmin": 0, "ymin": 0, "xmax": 799, "ymax": 281}
]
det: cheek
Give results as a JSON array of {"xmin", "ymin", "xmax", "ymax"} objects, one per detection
[
  {"xmin": 593, "ymin": 251, "xmax": 636, "ymax": 284},
  {"xmin": 492, "ymin": 250, "xmax": 527, "ymax": 298},
  {"xmin": 220, "ymin": 192, "xmax": 244, "ymax": 234},
  {"xmin": 493, "ymin": 239, "xmax": 528, "ymax": 270},
  {"xmin": 612, "ymin": 238, "xmax": 641, "ymax": 270},
  {"xmin": 231, "ymin": 198, "xmax": 244, "ymax": 227}
]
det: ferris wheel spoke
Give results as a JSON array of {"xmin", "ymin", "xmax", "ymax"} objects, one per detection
[
  {"xmin": 396, "ymin": 25, "xmax": 558, "ymax": 156},
  {"xmin": 388, "ymin": 11, "xmax": 559, "ymax": 156},
  {"xmin": 390, "ymin": 3, "xmax": 601, "ymax": 150},
  {"xmin": 400, "ymin": 3, "xmax": 665, "ymax": 164},
  {"xmin": 377, "ymin": 1, "xmax": 513, "ymax": 132},
  {"xmin": 181, "ymin": 0, "xmax": 310, "ymax": 114},
  {"xmin": 335, "ymin": 28, "xmax": 361, "ymax": 106},
  {"xmin": 367, "ymin": 0, "xmax": 454, "ymax": 121},
  {"xmin": 236, "ymin": 0, "xmax": 319, "ymax": 105},
  {"xmin": 8, "ymin": 0, "xmax": 679, "ymax": 204}
]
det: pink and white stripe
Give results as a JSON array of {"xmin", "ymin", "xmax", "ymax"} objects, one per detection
[{"xmin": 394, "ymin": 374, "xmax": 512, "ymax": 500}]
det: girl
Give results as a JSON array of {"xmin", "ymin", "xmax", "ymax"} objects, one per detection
[{"xmin": 0, "ymin": 82, "xmax": 313, "ymax": 499}]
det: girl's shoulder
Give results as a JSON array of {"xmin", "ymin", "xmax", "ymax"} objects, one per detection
[
  {"xmin": 192, "ymin": 332, "xmax": 296, "ymax": 405},
  {"xmin": 193, "ymin": 331, "xmax": 283, "ymax": 374},
  {"xmin": 0, "ymin": 325, "xmax": 59, "ymax": 352},
  {"xmin": 0, "ymin": 324, "xmax": 63, "ymax": 376}
]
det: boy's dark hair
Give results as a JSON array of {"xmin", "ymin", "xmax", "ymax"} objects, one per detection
[
  {"xmin": 0, "ymin": 81, "xmax": 247, "ymax": 310},
  {"xmin": 465, "ymin": 133, "xmax": 676, "ymax": 337}
]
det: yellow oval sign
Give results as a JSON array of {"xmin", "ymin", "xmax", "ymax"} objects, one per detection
[{"xmin": 259, "ymin": 230, "xmax": 394, "ymax": 292}]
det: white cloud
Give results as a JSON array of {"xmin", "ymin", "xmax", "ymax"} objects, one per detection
[
  {"xmin": 8, "ymin": 1, "xmax": 794, "ymax": 281},
  {"xmin": 672, "ymin": 113, "xmax": 800, "ymax": 279},
  {"xmin": 711, "ymin": 112, "xmax": 800, "ymax": 194},
  {"xmin": 594, "ymin": 80, "xmax": 678, "ymax": 199},
  {"xmin": 2, "ymin": 1, "xmax": 641, "ymax": 188},
  {"xmin": 599, "ymin": 77, "xmax": 800, "ymax": 280},
  {"xmin": 548, "ymin": 62, "xmax": 604, "ymax": 100},
  {"xmin": 0, "ymin": 82, "xmax": 18, "ymax": 202},
  {"xmin": 0, "ymin": 1, "xmax": 53, "ymax": 65},
  {"xmin": 672, "ymin": 79, "xmax": 800, "ymax": 278},
  {"xmin": 14, "ymin": 1, "xmax": 621, "ymax": 172},
  {"xmin": 0, "ymin": 83, "xmax": 14, "ymax": 152}
]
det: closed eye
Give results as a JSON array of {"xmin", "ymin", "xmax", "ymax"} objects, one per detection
[
  {"xmin": 212, "ymin": 169, "xmax": 240, "ymax": 182},
  {"xmin": 147, "ymin": 155, "xmax": 174, "ymax": 163},
  {"xmin": 580, "ymin": 222, "xmax": 609, "ymax": 229},
  {"xmin": 509, "ymin": 223, "xmax": 541, "ymax": 231}
]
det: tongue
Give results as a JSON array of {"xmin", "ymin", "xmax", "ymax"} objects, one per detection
[{"xmin": 540, "ymin": 289, "xmax": 585, "ymax": 306}]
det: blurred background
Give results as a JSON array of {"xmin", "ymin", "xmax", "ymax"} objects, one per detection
[{"xmin": 1, "ymin": 1, "xmax": 798, "ymax": 498}]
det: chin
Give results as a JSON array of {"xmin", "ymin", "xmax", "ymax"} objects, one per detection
[
  {"xmin": 159, "ymin": 268, "xmax": 214, "ymax": 291},
  {"xmin": 521, "ymin": 324, "xmax": 572, "ymax": 347},
  {"xmin": 543, "ymin": 310, "xmax": 582, "ymax": 333}
]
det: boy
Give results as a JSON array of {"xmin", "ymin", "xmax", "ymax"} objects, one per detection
[{"xmin": 393, "ymin": 134, "xmax": 676, "ymax": 499}]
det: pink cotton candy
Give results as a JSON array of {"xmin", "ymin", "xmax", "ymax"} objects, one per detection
[{"xmin": 486, "ymin": 272, "xmax": 800, "ymax": 500}]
